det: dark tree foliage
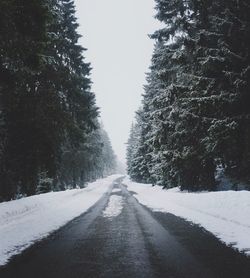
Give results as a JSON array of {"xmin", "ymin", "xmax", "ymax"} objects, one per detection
[
  {"xmin": 59, "ymin": 122, "xmax": 117, "ymax": 190},
  {"xmin": 127, "ymin": 0, "xmax": 250, "ymax": 191},
  {"xmin": 126, "ymin": 110, "xmax": 151, "ymax": 183},
  {"xmin": 0, "ymin": 0, "xmax": 117, "ymax": 201}
]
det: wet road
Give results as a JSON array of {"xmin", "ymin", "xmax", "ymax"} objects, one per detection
[{"xmin": 1, "ymin": 177, "xmax": 250, "ymax": 278}]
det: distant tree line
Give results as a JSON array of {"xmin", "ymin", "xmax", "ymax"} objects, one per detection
[
  {"xmin": 0, "ymin": 0, "xmax": 116, "ymax": 201},
  {"xmin": 127, "ymin": 0, "xmax": 250, "ymax": 191}
]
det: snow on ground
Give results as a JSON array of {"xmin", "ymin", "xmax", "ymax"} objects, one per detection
[
  {"xmin": 112, "ymin": 188, "xmax": 122, "ymax": 193},
  {"xmin": 103, "ymin": 195, "xmax": 124, "ymax": 218},
  {"xmin": 0, "ymin": 175, "xmax": 122, "ymax": 266},
  {"xmin": 123, "ymin": 177, "xmax": 250, "ymax": 256}
]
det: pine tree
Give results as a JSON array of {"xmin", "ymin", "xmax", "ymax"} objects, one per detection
[
  {"xmin": 126, "ymin": 110, "xmax": 151, "ymax": 183},
  {"xmin": 0, "ymin": 0, "xmax": 114, "ymax": 201},
  {"xmin": 184, "ymin": 0, "xmax": 250, "ymax": 185},
  {"xmin": 127, "ymin": 0, "xmax": 250, "ymax": 191},
  {"xmin": 0, "ymin": 0, "xmax": 51, "ymax": 198},
  {"xmin": 141, "ymin": 0, "xmax": 202, "ymax": 189}
]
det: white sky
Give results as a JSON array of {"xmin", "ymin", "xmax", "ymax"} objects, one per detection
[{"xmin": 75, "ymin": 0, "xmax": 161, "ymax": 163}]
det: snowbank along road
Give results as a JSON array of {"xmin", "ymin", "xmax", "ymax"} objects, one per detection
[
  {"xmin": 0, "ymin": 175, "xmax": 122, "ymax": 265},
  {"xmin": 1, "ymin": 177, "xmax": 250, "ymax": 278},
  {"xmin": 124, "ymin": 178, "xmax": 250, "ymax": 256}
]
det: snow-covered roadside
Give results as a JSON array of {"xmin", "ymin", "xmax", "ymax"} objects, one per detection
[
  {"xmin": 123, "ymin": 177, "xmax": 250, "ymax": 256},
  {"xmin": 0, "ymin": 175, "xmax": 122, "ymax": 266}
]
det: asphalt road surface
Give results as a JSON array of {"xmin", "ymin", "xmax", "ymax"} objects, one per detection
[{"xmin": 1, "ymin": 177, "xmax": 250, "ymax": 278}]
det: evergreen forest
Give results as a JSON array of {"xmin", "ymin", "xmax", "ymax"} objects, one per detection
[
  {"xmin": 127, "ymin": 0, "xmax": 250, "ymax": 191},
  {"xmin": 0, "ymin": 0, "xmax": 117, "ymax": 201}
]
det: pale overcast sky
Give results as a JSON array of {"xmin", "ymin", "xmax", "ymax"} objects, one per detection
[{"xmin": 75, "ymin": 0, "xmax": 161, "ymax": 163}]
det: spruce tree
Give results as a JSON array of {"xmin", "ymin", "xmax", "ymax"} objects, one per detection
[
  {"xmin": 0, "ymin": 0, "xmax": 51, "ymax": 198},
  {"xmin": 0, "ymin": 0, "xmax": 115, "ymax": 201},
  {"xmin": 128, "ymin": 0, "xmax": 250, "ymax": 191}
]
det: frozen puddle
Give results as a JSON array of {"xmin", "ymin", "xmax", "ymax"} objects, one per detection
[{"xmin": 103, "ymin": 195, "xmax": 124, "ymax": 218}]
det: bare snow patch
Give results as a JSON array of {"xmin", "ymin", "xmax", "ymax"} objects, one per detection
[
  {"xmin": 112, "ymin": 188, "xmax": 122, "ymax": 194},
  {"xmin": 124, "ymin": 177, "xmax": 250, "ymax": 256},
  {"xmin": 103, "ymin": 195, "xmax": 124, "ymax": 218},
  {"xmin": 0, "ymin": 175, "xmax": 122, "ymax": 266}
]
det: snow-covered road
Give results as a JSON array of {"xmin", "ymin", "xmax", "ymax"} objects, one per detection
[
  {"xmin": 124, "ymin": 177, "xmax": 250, "ymax": 256},
  {"xmin": 0, "ymin": 175, "xmax": 122, "ymax": 266},
  {"xmin": 1, "ymin": 178, "xmax": 250, "ymax": 278}
]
